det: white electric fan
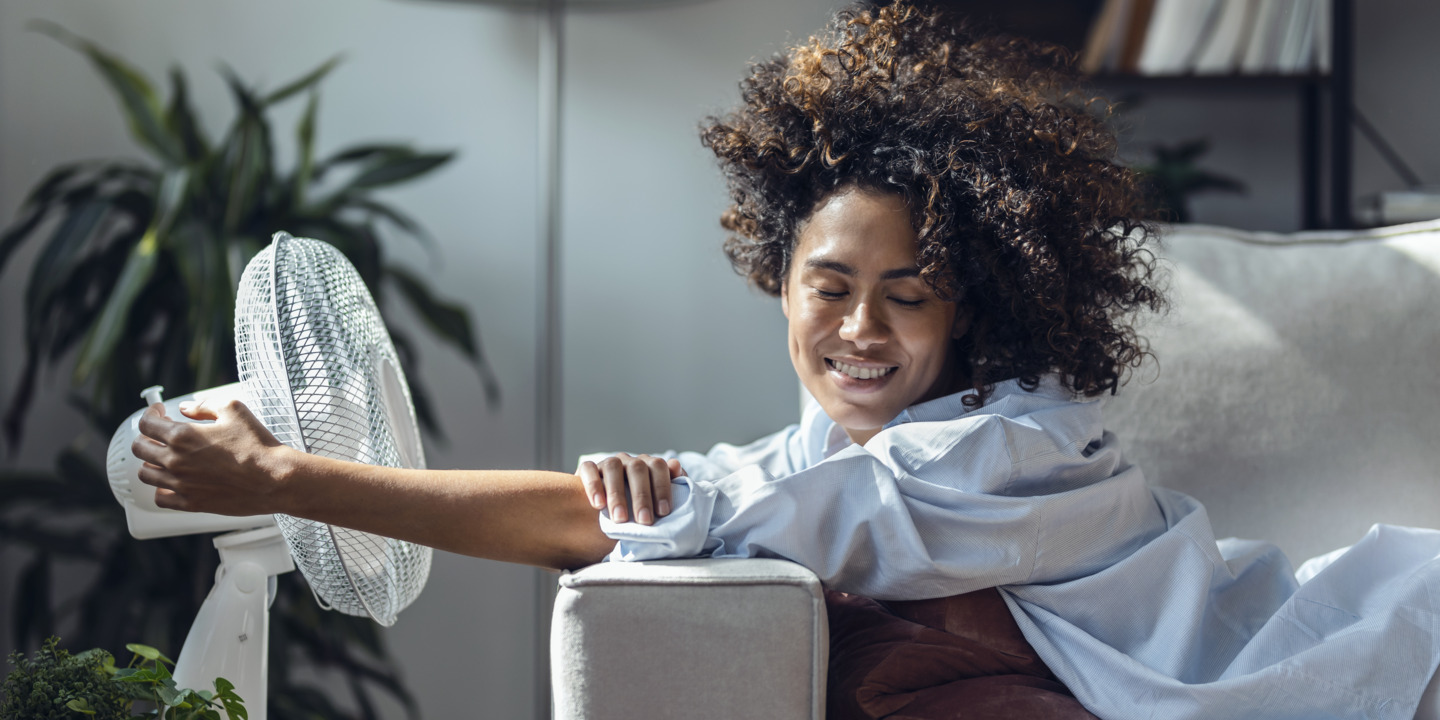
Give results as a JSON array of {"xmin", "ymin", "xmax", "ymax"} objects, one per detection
[{"xmin": 105, "ymin": 231, "xmax": 432, "ymax": 719}]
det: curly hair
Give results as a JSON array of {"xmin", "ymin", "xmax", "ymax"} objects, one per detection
[{"xmin": 700, "ymin": 1, "xmax": 1164, "ymax": 405}]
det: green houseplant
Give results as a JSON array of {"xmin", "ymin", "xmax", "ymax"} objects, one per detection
[
  {"xmin": 1, "ymin": 23, "xmax": 499, "ymax": 719},
  {"xmin": 3, "ymin": 638, "xmax": 248, "ymax": 720},
  {"xmin": 1133, "ymin": 137, "xmax": 1247, "ymax": 223}
]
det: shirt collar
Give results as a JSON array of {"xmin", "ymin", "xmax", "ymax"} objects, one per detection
[{"xmin": 815, "ymin": 375, "xmax": 1072, "ymax": 457}]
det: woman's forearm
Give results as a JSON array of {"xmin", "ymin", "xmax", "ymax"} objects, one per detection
[{"xmin": 274, "ymin": 449, "xmax": 616, "ymax": 570}]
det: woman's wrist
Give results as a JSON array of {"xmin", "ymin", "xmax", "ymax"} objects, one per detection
[{"xmin": 261, "ymin": 444, "xmax": 308, "ymax": 516}]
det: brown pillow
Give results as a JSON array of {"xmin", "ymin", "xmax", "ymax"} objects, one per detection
[{"xmin": 825, "ymin": 589, "xmax": 1098, "ymax": 720}]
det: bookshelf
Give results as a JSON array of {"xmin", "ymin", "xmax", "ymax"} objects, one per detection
[
  {"xmin": 917, "ymin": 0, "xmax": 1355, "ymax": 229},
  {"xmin": 1084, "ymin": 0, "xmax": 1355, "ymax": 229}
]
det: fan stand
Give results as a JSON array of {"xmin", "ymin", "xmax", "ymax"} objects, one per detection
[{"xmin": 172, "ymin": 524, "xmax": 295, "ymax": 720}]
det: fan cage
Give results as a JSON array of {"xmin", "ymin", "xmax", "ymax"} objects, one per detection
[{"xmin": 235, "ymin": 232, "xmax": 431, "ymax": 626}]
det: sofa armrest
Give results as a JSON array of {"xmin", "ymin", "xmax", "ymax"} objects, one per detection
[{"xmin": 550, "ymin": 558, "xmax": 828, "ymax": 720}]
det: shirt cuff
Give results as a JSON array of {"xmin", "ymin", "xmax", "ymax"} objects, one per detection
[{"xmin": 598, "ymin": 475, "xmax": 717, "ymax": 562}]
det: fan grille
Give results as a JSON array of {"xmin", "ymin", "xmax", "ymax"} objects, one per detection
[{"xmin": 236, "ymin": 232, "xmax": 431, "ymax": 626}]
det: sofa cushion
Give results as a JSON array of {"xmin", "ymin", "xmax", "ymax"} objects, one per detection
[
  {"xmin": 1104, "ymin": 220, "xmax": 1440, "ymax": 564},
  {"xmin": 825, "ymin": 588, "xmax": 1096, "ymax": 720}
]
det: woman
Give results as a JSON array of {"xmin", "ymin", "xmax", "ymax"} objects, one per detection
[{"xmin": 134, "ymin": 4, "xmax": 1440, "ymax": 719}]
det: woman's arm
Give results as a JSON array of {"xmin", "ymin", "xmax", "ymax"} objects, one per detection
[{"xmin": 131, "ymin": 398, "xmax": 615, "ymax": 570}]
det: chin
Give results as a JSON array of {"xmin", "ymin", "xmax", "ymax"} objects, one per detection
[{"xmin": 818, "ymin": 396, "xmax": 900, "ymax": 432}]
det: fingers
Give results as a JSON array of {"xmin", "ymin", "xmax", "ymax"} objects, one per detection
[
  {"xmin": 626, "ymin": 455, "xmax": 668, "ymax": 525},
  {"xmin": 137, "ymin": 404, "xmax": 180, "ymax": 445},
  {"xmin": 152, "ymin": 487, "xmax": 189, "ymax": 511},
  {"xmin": 136, "ymin": 461, "xmax": 179, "ymax": 491},
  {"xmin": 578, "ymin": 460, "xmax": 605, "ymax": 510},
  {"xmin": 178, "ymin": 397, "xmax": 218, "ymax": 421},
  {"xmin": 641, "ymin": 456, "xmax": 672, "ymax": 520},
  {"xmin": 130, "ymin": 432, "xmax": 170, "ymax": 466},
  {"xmin": 598, "ymin": 454, "xmax": 631, "ymax": 523},
  {"xmin": 136, "ymin": 463, "xmax": 193, "ymax": 511},
  {"xmin": 583, "ymin": 453, "xmax": 678, "ymax": 525}
]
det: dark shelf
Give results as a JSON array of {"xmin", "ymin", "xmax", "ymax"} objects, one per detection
[
  {"xmin": 1084, "ymin": 0, "xmax": 1353, "ymax": 230},
  {"xmin": 1089, "ymin": 73, "xmax": 1330, "ymax": 90}
]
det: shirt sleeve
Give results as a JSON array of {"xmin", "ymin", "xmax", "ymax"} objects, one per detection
[
  {"xmin": 602, "ymin": 413, "xmax": 1045, "ymax": 600},
  {"xmin": 598, "ymin": 396, "xmax": 1155, "ymax": 601}
]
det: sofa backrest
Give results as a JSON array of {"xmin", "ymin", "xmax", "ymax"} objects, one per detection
[{"xmin": 1105, "ymin": 220, "xmax": 1440, "ymax": 564}]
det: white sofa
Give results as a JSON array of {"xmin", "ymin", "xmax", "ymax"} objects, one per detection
[{"xmin": 551, "ymin": 221, "xmax": 1440, "ymax": 719}]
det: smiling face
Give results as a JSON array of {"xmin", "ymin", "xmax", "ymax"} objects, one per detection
[{"xmin": 781, "ymin": 187, "xmax": 970, "ymax": 445}]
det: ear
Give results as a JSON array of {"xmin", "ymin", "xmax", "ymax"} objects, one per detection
[
  {"xmin": 951, "ymin": 303, "xmax": 974, "ymax": 340},
  {"xmin": 780, "ymin": 278, "xmax": 791, "ymax": 319}
]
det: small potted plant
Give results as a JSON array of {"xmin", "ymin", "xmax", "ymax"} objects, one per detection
[{"xmin": 3, "ymin": 638, "xmax": 247, "ymax": 720}]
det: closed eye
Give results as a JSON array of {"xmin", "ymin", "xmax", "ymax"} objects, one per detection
[
  {"xmin": 813, "ymin": 289, "xmax": 847, "ymax": 300},
  {"xmin": 890, "ymin": 297, "xmax": 925, "ymax": 307}
]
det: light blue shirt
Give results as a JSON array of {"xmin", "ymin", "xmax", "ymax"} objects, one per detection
[{"xmin": 591, "ymin": 378, "xmax": 1440, "ymax": 719}]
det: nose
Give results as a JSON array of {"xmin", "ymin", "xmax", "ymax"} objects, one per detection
[{"xmin": 839, "ymin": 298, "xmax": 889, "ymax": 349}]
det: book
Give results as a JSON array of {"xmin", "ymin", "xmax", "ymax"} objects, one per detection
[
  {"xmin": 1240, "ymin": 0, "xmax": 1290, "ymax": 73},
  {"xmin": 1364, "ymin": 189, "xmax": 1440, "ymax": 225},
  {"xmin": 1137, "ymin": 0, "xmax": 1224, "ymax": 75},
  {"xmin": 1276, "ymin": 0, "xmax": 1316, "ymax": 73},
  {"xmin": 1117, "ymin": 0, "xmax": 1157, "ymax": 73},
  {"xmin": 1193, "ymin": 0, "xmax": 1260, "ymax": 74},
  {"xmin": 1081, "ymin": 0, "xmax": 1135, "ymax": 74}
]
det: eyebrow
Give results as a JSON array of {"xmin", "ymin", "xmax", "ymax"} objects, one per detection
[{"xmin": 803, "ymin": 258, "xmax": 920, "ymax": 281}]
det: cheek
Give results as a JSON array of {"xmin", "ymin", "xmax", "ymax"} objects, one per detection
[
  {"xmin": 901, "ymin": 312, "xmax": 957, "ymax": 367},
  {"xmin": 792, "ymin": 298, "xmax": 837, "ymax": 332}
]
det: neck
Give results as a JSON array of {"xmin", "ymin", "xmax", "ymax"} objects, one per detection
[{"xmin": 844, "ymin": 427, "xmax": 881, "ymax": 446}]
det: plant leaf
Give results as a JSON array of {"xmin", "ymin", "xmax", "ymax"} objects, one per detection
[
  {"xmin": 0, "ymin": 162, "xmax": 92, "ymax": 277},
  {"xmin": 348, "ymin": 150, "xmax": 454, "ymax": 190},
  {"xmin": 388, "ymin": 330, "xmax": 443, "ymax": 442},
  {"xmin": 72, "ymin": 231, "xmax": 160, "ymax": 384},
  {"xmin": 153, "ymin": 167, "xmax": 191, "ymax": 240},
  {"xmin": 168, "ymin": 221, "xmax": 230, "ymax": 387},
  {"xmin": 45, "ymin": 233, "xmax": 137, "ymax": 363},
  {"xmin": 385, "ymin": 266, "xmax": 500, "ymax": 407},
  {"xmin": 166, "ymin": 67, "xmax": 209, "ymax": 162},
  {"xmin": 66, "ymin": 697, "xmax": 97, "ymax": 715},
  {"xmin": 263, "ymin": 54, "xmax": 342, "ymax": 106},
  {"xmin": 314, "ymin": 143, "xmax": 410, "ymax": 174},
  {"xmin": 126, "ymin": 643, "xmax": 169, "ymax": 663},
  {"xmin": 30, "ymin": 21, "xmax": 182, "ymax": 164},
  {"xmin": 291, "ymin": 91, "xmax": 319, "ymax": 208},
  {"xmin": 353, "ymin": 197, "xmax": 438, "ymax": 264},
  {"xmin": 24, "ymin": 197, "xmax": 108, "ymax": 317},
  {"xmin": 217, "ymin": 66, "xmax": 273, "ymax": 235}
]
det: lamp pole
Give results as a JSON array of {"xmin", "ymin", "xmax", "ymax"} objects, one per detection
[
  {"xmin": 533, "ymin": 3, "xmax": 563, "ymax": 716},
  {"xmin": 395, "ymin": 1, "xmax": 706, "ymax": 715}
]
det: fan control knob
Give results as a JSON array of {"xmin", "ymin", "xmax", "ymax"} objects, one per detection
[{"xmin": 140, "ymin": 385, "xmax": 164, "ymax": 406}]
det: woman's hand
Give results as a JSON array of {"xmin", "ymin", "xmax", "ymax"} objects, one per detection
[
  {"xmin": 576, "ymin": 453, "xmax": 684, "ymax": 526},
  {"xmin": 131, "ymin": 398, "xmax": 296, "ymax": 516}
]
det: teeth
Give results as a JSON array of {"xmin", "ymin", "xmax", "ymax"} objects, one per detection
[{"xmin": 830, "ymin": 359, "xmax": 894, "ymax": 380}]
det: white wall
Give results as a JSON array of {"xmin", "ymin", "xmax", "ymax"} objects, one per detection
[
  {"xmin": 0, "ymin": 0, "xmax": 839, "ymax": 718},
  {"xmin": 4, "ymin": 1, "xmax": 1440, "ymax": 718},
  {"xmin": 558, "ymin": 0, "xmax": 839, "ymax": 462},
  {"xmin": 0, "ymin": 2, "xmax": 545, "ymax": 718}
]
